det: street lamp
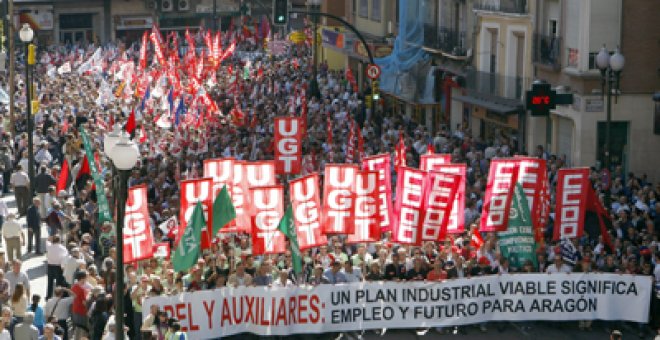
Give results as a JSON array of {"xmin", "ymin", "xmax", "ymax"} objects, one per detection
[
  {"xmin": 596, "ymin": 45, "xmax": 625, "ymax": 171},
  {"xmin": 106, "ymin": 131, "xmax": 140, "ymax": 340},
  {"xmin": 18, "ymin": 24, "xmax": 35, "ymax": 196},
  {"xmin": 307, "ymin": 0, "xmax": 321, "ymax": 99}
]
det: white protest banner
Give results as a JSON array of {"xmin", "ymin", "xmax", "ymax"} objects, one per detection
[{"xmin": 144, "ymin": 273, "xmax": 651, "ymax": 339}]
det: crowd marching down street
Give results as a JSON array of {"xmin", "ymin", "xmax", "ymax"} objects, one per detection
[{"xmin": 0, "ymin": 17, "xmax": 657, "ymax": 340}]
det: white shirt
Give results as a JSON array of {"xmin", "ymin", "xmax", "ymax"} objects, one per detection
[
  {"xmin": 342, "ymin": 267, "xmax": 363, "ymax": 283},
  {"xmin": 62, "ymin": 256, "xmax": 85, "ymax": 284},
  {"xmin": 44, "ymin": 296, "xmax": 73, "ymax": 321},
  {"xmin": 653, "ymin": 263, "xmax": 660, "ymax": 282},
  {"xmin": 2, "ymin": 219, "xmax": 22, "ymax": 238},
  {"xmin": 47, "ymin": 242, "xmax": 69, "ymax": 266},
  {"xmin": 0, "ymin": 200, "xmax": 8, "ymax": 217},
  {"xmin": 0, "ymin": 329, "xmax": 10, "ymax": 340},
  {"xmin": 546, "ymin": 263, "xmax": 572, "ymax": 274}
]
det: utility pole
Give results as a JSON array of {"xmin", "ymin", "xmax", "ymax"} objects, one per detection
[{"xmin": 7, "ymin": 0, "xmax": 14, "ymax": 135}]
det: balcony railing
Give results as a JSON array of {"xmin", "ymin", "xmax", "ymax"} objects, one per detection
[
  {"xmin": 465, "ymin": 68, "xmax": 527, "ymax": 101},
  {"xmin": 423, "ymin": 25, "xmax": 468, "ymax": 57},
  {"xmin": 473, "ymin": 0, "xmax": 528, "ymax": 14},
  {"xmin": 533, "ymin": 34, "xmax": 561, "ymax": 69}
]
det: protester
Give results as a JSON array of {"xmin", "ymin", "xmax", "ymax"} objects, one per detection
[{"xmin": 0, "ymin": 23, "xmax": 654, "ymax": 339}]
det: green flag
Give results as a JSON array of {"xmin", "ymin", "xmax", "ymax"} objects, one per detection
[
  {"xmin": 277, "ymin": 206, "xmax": 302, "ymax": 275},
  {"xmin": 498, "ymin": 183, "xmax": 537, "ymax": 270},
  {"xmin": 173, "ymin": 202, "xmax": 205, "ymax": 272},
  {"xmin": 80, "ymin": 127, "xmax": 112, "ymax": 224},
  {"xmin": 212, "ymin": 185, "xmax": 236, "ymax": 235}
]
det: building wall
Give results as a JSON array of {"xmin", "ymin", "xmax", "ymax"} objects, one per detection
[
  {"xmin": 552, "ymin": 94, "xmax": 660, "ymax": 182},
  {"xmin": 619, "ymin": 0, "xmax": 660, "ymax": 94}
]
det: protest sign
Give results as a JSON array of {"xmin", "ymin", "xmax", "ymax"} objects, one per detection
[{"xmin": 144, "ymin": 273, "xmax": 651, "ymax": 338}]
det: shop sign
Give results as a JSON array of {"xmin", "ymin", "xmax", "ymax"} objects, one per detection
[
  {"xmin": 585, "ymin": 98, "xmax": 604, "ymax": 112},
  {"xmin": 15, "ymin": 6, "xmax": 54, "ymax": 30},
  {"xmin": 353, "ymin": 41, "xmax": 392, "ymax": 59},
  {"xmin": 116, "ymin": 16, "xmax": 153, "ymax": 30},
  {"xmin": 321, "ymin": 28, "xmax": 345, "ymax": 49}
]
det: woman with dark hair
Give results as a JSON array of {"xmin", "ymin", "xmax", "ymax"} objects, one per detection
[
  {"xmin": 27, "ymin": 294, "xmax": 45, "ymax": 334},
  {"xmin": 89, "ymin": 296, "xmax": 109, "ymax": 340}
]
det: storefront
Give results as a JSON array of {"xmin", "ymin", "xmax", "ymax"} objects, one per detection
[
  {"xmin": 14, "ymin": 5, "xmax": 55, "ymax": 45},
  {"xmin": 115, "ymin": 16, "xmax": 153, "ymax": 44}
]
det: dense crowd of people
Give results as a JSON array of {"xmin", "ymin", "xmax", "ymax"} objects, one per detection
[{"xmin": 0, "ymin": 25, "xmax": 657, "ymax": 340}]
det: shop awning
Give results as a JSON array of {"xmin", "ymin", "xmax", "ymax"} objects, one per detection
[{"xmin": 454, "ymin": 92, "xmax": 523, "ymax": 114}]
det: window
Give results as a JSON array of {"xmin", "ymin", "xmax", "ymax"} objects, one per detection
[
  {"xmin": 359, "ymin": 0, "xmax": 368, "ymax": 18},
  {"xmin": 371, "ymin": 0, "xmax": 381, "ymax": 21},
  {"xmin": 567, "ymin": 48, "xmax": 578, "ymax": 68},
  {"xmin": 548, "ymin": 19, "xmax": 558, "ymax": 36},
  {"xmin": 588, "ymin": 51, "xmax": 612, "ymax": 70}
]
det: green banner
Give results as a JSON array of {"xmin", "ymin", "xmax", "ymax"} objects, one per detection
[
  {"xmin": 80, "ymin": 127, "xmax": 112, "ymax": 224},
  {"xmin": 498, "ymin": 183, "xmax": 537, "ymax": 270}
]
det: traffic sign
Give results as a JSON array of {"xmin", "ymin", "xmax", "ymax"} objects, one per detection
[{"xmin": 366, "ymin": 64, "xmax": 381, "ymax": 80}]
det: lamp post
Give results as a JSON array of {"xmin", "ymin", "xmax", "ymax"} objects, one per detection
[
  {"xmin": 18, "ymin": 24, "xmax": 35, "ymax": 196},
  {"xmin": 105, "ymin": 130, "xmax": 140, "ymax": 340},
  {"xmin": 307, "ymin": 0, "xmax": 321, "ymax": 99},
  {"xmin": 595, "ymin": 45, "xmax": 625, "ymax": 171}
]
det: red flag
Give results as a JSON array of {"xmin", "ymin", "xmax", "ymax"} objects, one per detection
[
  {"xmin": 203, "ymin": 158, "xmax": 236, "ymax": 233},
  {"xmin": 362, "ymin": 154, "xmax": 394, "ymax": 232},
  {"xmin": 587, "ymin": 186, "xmax": 615, "ymax": 251},
  {"xmin": 243, "ymin": 161, "xmax": 277, "ymax": 188},
  {"xmin": 480, "ymin": 159, "xmax": 520, "ymax": 232},
  {"xmin": 139, "ymin": 32, "xmax": 148, "ymax": 70},
  {"xmin": 420, "ymin": 171, "xmax": 460, "ymax": 241},
  {"xmin": 326, "ymin": 114, "xmax": 333, "ymax": 145},
  {"xmin": 470, "ymin": 229, "xmax": 485, "ymax": 250},
  {"xmin": 274, "ymin": 117, "xmax": 303, "ymax": 174},
  {"xmin": 231, "ymin": 161, "xmax": 251, "ymax": 233},
  {"xmin": 419, "ymin": 154, "xmax": 451, "ymax": 171},
  {"xmin": 554, "ymin": 168, "xmax": 590, "ymax": 240},
  {"xmin": 322, "ymin": 164, "xmax": 358, "ymax": 234},
  {"xmin": 435, "ymin": 164, "xmax": 467, "ymax": 234},
  {"xmin": 56, "ymin": 159, "xmax": 71, "ymax": 193},
  {"xmin": 123, "ymin": 185, "xmax": 154, "ymax": 263},
  {"xmin": 512, "ymin": 156, "xmax": 547, "ymax": 241},
  {"xmin": 250, "ymin": 185, "xmax": 286, "ymax": 255},
  {"xmin": 139, "ymin": 125, "xmax": 147, "ymax": 144},
  {"xmin": 394, "ymin": 132, "xmax": 406, "ymax": 169},
  {"xmin": 393, "ymin": 167, "xmax": 426, "ymax": 245},
  {"xmin": 426, "ymin": 143, "xmax": 435, "ymax": 155},
  {"xmin": 76, "ymin": 156, "xmax": 90, "ymax": 180},
  {"xmin": 179, "ymin": 178, "xmax": 214, "ymax": 249},
  {"xmin": 290, "ymin": 174, "xmax": 327, "ymax": 250},
  {"xmin": 152, "ymin": 243, "xmax": 170, "ymax": 259},
  {"xmin": 61, "ymin": 119, "xmax": 70, "ymax": 135},
  {"xmin": 356, "ymin": 126, "xmax": 365, "ymax": 163},
  {"xmin": 346, "ymin": 119, "xmax": 355, "ymax": 164},
  {"xmin": 125, "ymin": 109, "xmax": 136, "ymax": 134},
  {"xmin": 347, "ymin": 170, "xmax": 382, "ymax": 243}
]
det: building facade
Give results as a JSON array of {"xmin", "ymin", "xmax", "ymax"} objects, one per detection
[{"xmin": 533, "ymin": 0, "xmax": 660, "ymax": 179}]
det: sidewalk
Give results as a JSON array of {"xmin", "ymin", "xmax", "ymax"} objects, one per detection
[{"xmin": 0, "ymin": 193, "xmax": 48, "ymax": 299}]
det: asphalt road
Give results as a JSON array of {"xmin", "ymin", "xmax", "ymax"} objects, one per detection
[{"xmin": 3, "ymin": 194, "xmax": 657, "ymax": 339}]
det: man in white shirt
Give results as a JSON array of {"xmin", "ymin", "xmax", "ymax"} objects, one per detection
[
  {"xmin": 10, "ymin": 165, "xmax": 30, "ymax": 216},
  {"xmin": 1, "ymin": 214, "xmax": 24, "ymax": 262},
  {"xmin": 546, "ymin": 253, "xmax": 572, "ymax": 274},
  {"xmin": 62, "ymin": 247, "xmax": 85, "ymax": 285},
  {"xmin": 46, "ymin": 235, "xmax": 69, "ymax": 299},
  {"xmin": 5, "ymin": 259, "xmax": 30, "ymax": 297},
  {"xmin": 44, "ymin": 287, "xmax": 74, "ymax": 340},
  {"xmin": 342, "ymin": 260, "xmax": 363, "ymax": 283}
]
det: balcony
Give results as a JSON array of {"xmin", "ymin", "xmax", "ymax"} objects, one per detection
[
  {"xmin": 473, "ymin": 0, "xmax": 528, "ymax": 14},
  {"xmin": 533, "ymin": 34, "xmax": 561, "ymax": 70},
  {"xmin": 423, "ymin": 25, "xmax": 468, "ymax": 57},
  {"xmin": 465, "ymin": 68, "xmax": 527, "ymax": 101}
]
